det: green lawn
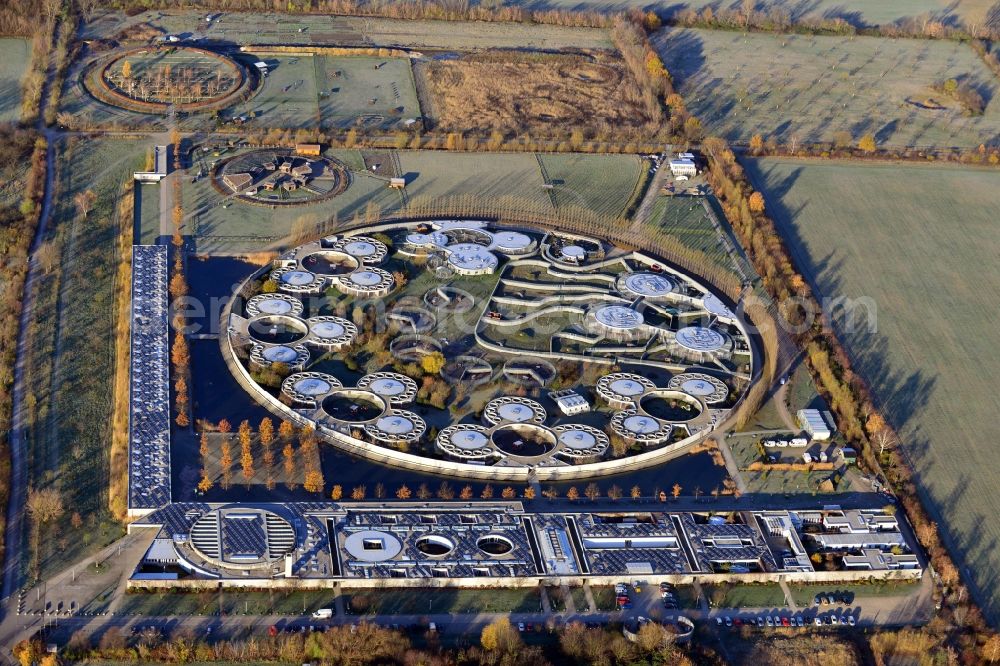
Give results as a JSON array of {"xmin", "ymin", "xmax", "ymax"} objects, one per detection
[
  {"xmin": 0, "ymin": 38, "xmax": 30, "ymax": 123},
  {"xmin": 788, "ymin": 581, "xmax": 921, "ymax": 607},
  {"xmin": 113, "ymin": 589, "xmax": 336, "ymax": 616},
  {"xmin": 182, "ymin": 149, "xmax": 644, "ymax": 254},
  {"xmin": 344, "ymin": 587, "xmax": 542, "ymax": 615},
  {"xmin": 704, "ymin": 583, "xmax": 787, "ymax": 609},
  {"xmin": 746, "ymin": 157, "xmax": 1000, "ymax": 623},
  {"xmin": 656, "ymin": 28, "xmax": 1000, "ymax": 148}
]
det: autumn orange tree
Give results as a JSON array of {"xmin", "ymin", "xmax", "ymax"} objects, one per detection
[
  {"xmin": 396, "ymin": 484, "xmax": 412, "ymax": 500},
  {"xmin": 239, "ymin": 420, "xmax": 254, "ymax": 482},
  {"xmin": 220, "ymin": 441, "xmax": 233, "ymax": 490}
]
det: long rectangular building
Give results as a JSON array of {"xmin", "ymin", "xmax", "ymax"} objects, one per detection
[{"xmin": 128, "ymin": 245, "xmax": 172, "ymax": 517}]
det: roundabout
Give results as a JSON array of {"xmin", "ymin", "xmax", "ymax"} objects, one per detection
[{"xmin": 222, "ymin": 219, "xmax": 760, "ymax": 480}]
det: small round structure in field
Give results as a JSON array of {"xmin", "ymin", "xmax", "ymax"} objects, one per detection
[
  {"xmin": 305, "ymin": 316, "xmax": 357, "ymax": 351},
  {"xmin": 436, "ymin": 424, "xmax": 494, "ymax": 460},
  {"xmin": 187, "ymin": 506, "xmax": 295, "ymax": 571},
  {"xmin": 596, "ymin": 372, "xmax": 656, "ymax": 409},
  {"xmin": 356, "ymin": 372, "xmax": 418, "ymax": 405},
  {"xmin": 281, "ymin": 371, "xmax": 342, "ymax": 405},
  {"xmin": 618, "ymin": 272, "xmax": 675, "ymax": 299},
  {"xmin": 335, "ymin": 237, "xmax": 389, "ymax": 264},
  {"xmin": 440, "ymin": 355, "xmax": 493, "ymax": 387},
  {"xmin": 611, "ymin": 411, "xmax": 673, "ymax": 445},
  {"xmin": 321, "ymin": 389, "xmax": 387, "ymax": 424},
  {"xmin": 446, "ymin": 243, "xmax": 499, "ymax": 275},
  {"xmin": 217, "ymin": 149, "xmax": 350, "ymax": 207},
  {"xmin": 424, "ymin": 285, "xmax": 475, "ymax": 313},
  {"xmin": 88, "ymin": 45, "xmax": 253, "ymax": 114},
  {"xmin": 560, "ymin": 245, "xmax": 587, "ymax": 263},
  {"xmin": 639, "ymin": 390, "xmax": 703, "ymax": 422},
  {"xmin": 674, "ymin": 326, "xmax": 729, "ymax": 358},
  {"xmin": 364, "ymin": 410, "xmax": 426, "ymax": 444},
  {"xmin": 301, "ymin": 251, "xmax": 359, "ymax": 276},
  {"xmin": 245, "ymin": 292, "xmax": 304, "ymax": 317},
  {"xmin": 590, "ymin": 305, "xmax": 645, "ymax": 340},
  {"xmin": 250, "ymin": 343, "xmax": 309, "ymax": 370},
  {"xmin": 344, "ymin": 530, "xmax": 402, "ymax": 562},
  {"xmin": 502, "ymin": 357, "xmax": 557, "ymax": 388},
  {"xmin": 668, "ymin": 372, "xmax": 729, "ymax": 405},
  {"xmin": 490, "ymin": 230, "xmax": 535, "ymax": 255},
  {"xmin": 703, "ymin": 293, "xmax": 736, "ymax": 320},
  {"xmin": 333, "ymin": 267, "xmax": 394, "ymax": 297},
  {"xmin": 248, "ymin": 315, "xmax": 308, "ymax": 345},
  {"xmin": 492, "ymin": 423, "xmax": 557, "ymax": 458},
  {"xmin": 388, "ymin": 334, "xmax": 442, "ymax": 362},
  {"xmin": 387, "ymin": 304, "xmax": 436, "ymax": 334},
  {"xmin": 271, "ymin": 267, "xmax": 324, "ymax": 294},
  {"xmin": 483, "ymin": 397, "xmax": 547, "ymax": 426},
  {"xmin": 554, "ymin": 424, "xmax": 610, "ymax": 459}
]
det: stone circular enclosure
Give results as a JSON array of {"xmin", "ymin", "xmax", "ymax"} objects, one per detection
[{"xmin": 86, "ymin": 45, "xmax": 254, "ymax": 113}]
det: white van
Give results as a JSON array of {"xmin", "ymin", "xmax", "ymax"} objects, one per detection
[{"xmin": 311, "ymin": 608, "xmax": 333, "ymax": 619}]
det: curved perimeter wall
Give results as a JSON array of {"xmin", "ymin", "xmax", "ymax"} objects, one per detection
[{"xmin": 220, "ymin": 216, "xmax": 769, "ymax": 481}]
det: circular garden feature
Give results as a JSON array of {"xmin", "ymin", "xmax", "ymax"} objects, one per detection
[
  {"xmin": 214, "ymin": 149, "xmax": 350, "ymax": 206},
  {"xmin": 85, "ymin": 46, "xmax": 255, "ymax": 113}
]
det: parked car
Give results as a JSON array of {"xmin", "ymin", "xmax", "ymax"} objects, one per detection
[
  {"xmin": 725, "ymin": 616, "xmax": 733, "ymax": 627},
  {"xmin": 795, "ymin": 616, "xmax": 804, "ymax": 627},
  {"xmin": 518, "ymin": 622, "xmax": 525, "ymax": 632},
  {"xmin": 765, "ymin": 617, "xmax": 774, "ymax": 627},
  {"xmin": 781, "ymin": 617, "xmax": 791, "ymax": 627},
  {"xmin": 814, "ymin": 594, "xmax": 822, "ymax": 606},
  {"xmin": 847, "ymin": 615, "xmax": 856, "ymax": 627},
  {"xmin": 716, "ymin": 617, "xmax": 723, "ymax": 627},
  {"xmin": 814, "ymin": 617, "xmax": 823, "ymax": 627}
]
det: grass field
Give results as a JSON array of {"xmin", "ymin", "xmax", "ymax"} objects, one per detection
[
  {"xmin": 0, "ymin": 38, "xmax": 30, "ymax": 123},
  {"xmin": 418, "ymin": 53, "xmax": 656, "ymax": 137},
  {"xmin": 100, "ymin": 589, "xmax": 335, "ymax": 616},
  {"xmin": 344, "ymin": 587, "xmax": 542, "ymax": 615},
  {"xmin": 655, "ymin": 28, "xmax": 1000, "ymax": 148},
  {"xmin": 517, "ymin": 0, "xmax": 996, "ymax": 28},
  {"xmin": 178, "ymin": 149, "xmax": 644, "ymax": 254},
  {"xmin": 21, "ymin": 138, "xmax": 149, "ymax": 579},
  {"xmin": 745, "ymin": 157, "xmax": 1000, "ymax": 623},
  {"xmin": 705, "ymin": 583, "xmax": 788, "ymax": 609},
  {"xmin": 231, "ymin": 53, "xmax": 420, "ymax": 130},
  {"xmin": 82, "ymin": 10, "xmax": 612, "ymax": 51},
  {"xmin": 787, "ymin": 580, "xmax": 922, "ymax": 607}
]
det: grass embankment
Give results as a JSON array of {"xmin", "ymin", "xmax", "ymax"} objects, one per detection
[
  {"xmin": 0, "ymin": 129, "xmax": 45, "ymax": 590},
  {"xmin": 22, "ymin": 138, "xmax": 145, "ymax": 580}
]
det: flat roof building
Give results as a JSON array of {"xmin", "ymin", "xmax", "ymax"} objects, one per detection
[{"xmin": 797, "ymin": 408, "xmax": 833, "ymax": 440}]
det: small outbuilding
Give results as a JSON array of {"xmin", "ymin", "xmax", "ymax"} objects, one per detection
[
  {"xmin": 295, "ymin": 143, "xmax": 322, "ymax": 156},
  {"xmin": 389, "ymin": 177, "xmax": 406, "ymax": 189},
  {"xmin": 797, "ymin": 408, "xmax": 833, "ymax": 440}
]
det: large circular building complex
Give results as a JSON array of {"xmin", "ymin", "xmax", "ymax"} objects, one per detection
[{"xmin": 222, "ymin": 220, "xmax": 761, "ymax": 481}]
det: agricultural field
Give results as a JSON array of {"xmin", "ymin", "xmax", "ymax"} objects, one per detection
[
  {"xmin": 82, "ymin": 10, "xmax": 613, "ymax": 51},
  {"xmin": 20, "ymin": 138, "xmax": 149, "ymax": 579},
  {"xmin": 655, "ymin": 28, "xmax": 1000, "ymax": 148},
  {"xmin": 745, "ymin": 157, "xmax": 1000, "ymax": 622},
  {"xmin": 230, "ymin": 53, "xmax": 420, "ymax": 130},
  {"xmin": 0, "ymin": 38, "xmax": 30, "ymax": 123},
  {"xmin": 417, "ymin": 52, "xmax": 656, "ymax": 137},
  {"xmin": 178, "ymin": 148, "xmax": 645, "ymax": 253},
  {"xmin": 529, "ymin": 0, "xmax": 995, "ymax": 29}
]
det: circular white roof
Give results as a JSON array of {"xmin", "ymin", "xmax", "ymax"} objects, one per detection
[
  {"xmin": 311, "ymin": 320, "xmax": 345, "ymax": 339},
  {"xmin": 595, "ymin": 305, "xmax": 644, "ymax": 330},
  {"xmin": 375, "ymin": 415, "xmax": 415, "ymax": 435},
  {"xmin": 406, "ymin": 231, "xmax": 449, "ymax": 247},
  {"xmin": 447, "ymin": 243, "xmax": 498, "ymax": 272},
  {"xmin": 623, "ymin": 414, "xmax": 663, "ymax": 434},
  {"xmin": 703, "ymin": 293, "xmax": 735, "ymax": 319},
  {"xmin": 280, "ymin": 270, "xmax": 316, "ymax": 286},
  {"xmin": 491, "ymin": 230, "xmax": 532, "ymax": 251},
  {"xmin": 623, "ymin": 272, "xmax": 674, "ymax": 297},
  {"xmin": 256, "ymin": 297, "xmax": 293, "ymax": 314},
  {"xmin": 675, "ymin": 326, "xmax": 726, "ymax": 352},
  {"xmin": 453, "ymin": 429, "xmax": 490, "ymax": 450},
  {"xmin": 343, "ymin": 240, "xmax": 378, "ymax": 257},
  {"xmin": 368, "ymin": 377, "xmax": 406, "ymax": 396},
  {"xmin": 350, "ymin": 270, "xmax": 382, "ymax": 287},
  {"xmin": 559, "ymin": 428, "xmax": 598, "ymax": 450},
  {"xmin": 263, "ymin": 346, "xmax": 299, "ymax": 362},
  {"xmin": 343, "ymin": 530, "xmax": 402, "ymax": 562},
  {"xmin": 610, "ymin": 378, "xmax": 648, "ymax": 397},
  {"xmin": 561, "ymin": 245, "xmax": 586, "ymax": 260},
  {"xmin": 294, "ymin": 377, "xmax": 331, "ymax": 395},
  {"xmin": 497, "ymin": 403, "xmax": 536, "ymax": 422},
  {"xmin": 681, "ymin": 378, "xmax": 716, "ymax": 397}
]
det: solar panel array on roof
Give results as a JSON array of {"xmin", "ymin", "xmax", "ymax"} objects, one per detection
[{"xmin": 128, "ymin": 245, "xmax": 171, "ymax": 512}]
